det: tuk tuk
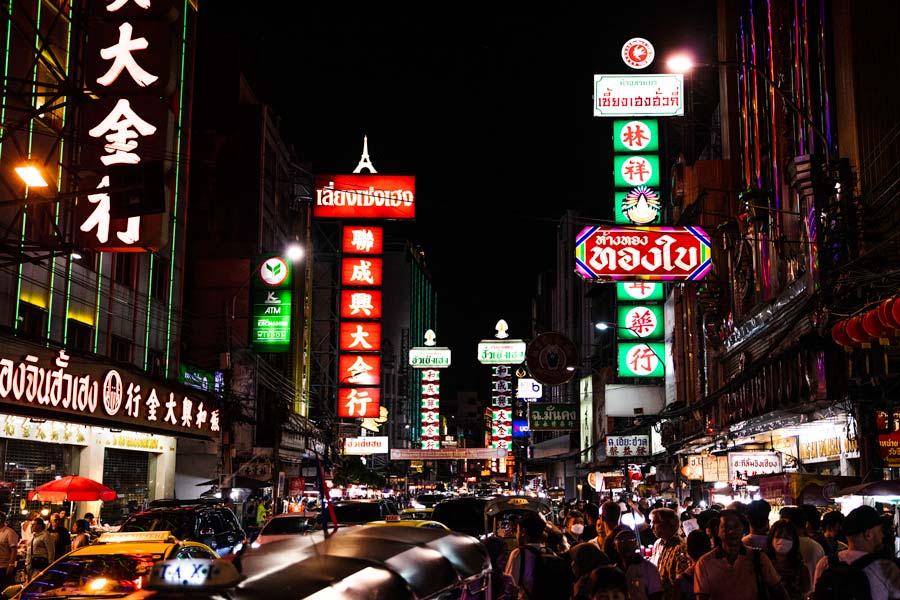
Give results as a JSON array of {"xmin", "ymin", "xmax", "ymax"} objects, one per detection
[
  {"xmin": 484, "ymin": 495, "xmax": 553, "ymax": 551},
  {"xmin": 130, "ymin": 524, "xmax": 493, "ymax": 600}
]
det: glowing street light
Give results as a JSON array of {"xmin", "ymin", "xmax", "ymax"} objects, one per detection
[
  {"xmin": 285, "ymin": 243, "xmax": 304, "ymax": 262},
  {"xmin": 14, "ymin": 164, "xmax": 49, "ymax": 188}
]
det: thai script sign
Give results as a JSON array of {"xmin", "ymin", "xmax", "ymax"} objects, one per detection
[
  {"xmin": 314, "ymin": 175, "xmax": 416, "ymax": 219},
  {"xmin": 528, "ymin": 403, "xmax": 578, "ymax": 431},
  {"xmin": 252, "ymin": 255, "xmax": 292, "ymax": 352},
  {"xmin": 681, "ymin": 455, "xmax": 704, "ymax": 480},
  {"xmin": 477, "ymin": 341, "xmax": 527, "ymax": 365},
  {"xmin": 390, "ymin": 448, "xmax": 507, "ymax": 460},
  {"xmin": 593, "ymin": 74, "xmax": 684, "ymax": 117},
  {"xmin": 878, "ymin": 431, "xmax": 900, "ymax": 467},
  {"xmin": 408, "ymin": 348, "xmax": 452, "ymax": 369},
  {"xmin": 0, "ymin": 340, "xmax": 219, "ymax": 440},
  {"xmin": 605, "ymin": 435, "xmax": 649, "ymax": 457},
  {"xmin": 575, "ymin": 226, "xmax": 711, "ymax": 281},
  {"xmin": 343, "ymin": 436, "xmax": 388, "ymax": 455},
  {"xmin": 727, "ymin": 452, "xmax": 783, "ymax": 480}
]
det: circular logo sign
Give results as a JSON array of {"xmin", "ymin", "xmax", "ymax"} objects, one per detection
[
  {"xmin": 525, "ymin": 332, "xmax": 578, "ymax": 386},
  {"xmin": 102, "ymin": 370, "xmax": 123, "ymax": 416},
  {"xmin": 621, "ymin": 37, "xmax": 655, "ymax": 69},
  {"xmin": 258, "ymin": 256, "xmax": 289, "ymax": 287}
]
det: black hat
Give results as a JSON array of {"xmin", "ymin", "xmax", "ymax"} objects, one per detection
[{"xmin": 843, "ymin": 505, "xmax": 881, "ymax": 536}]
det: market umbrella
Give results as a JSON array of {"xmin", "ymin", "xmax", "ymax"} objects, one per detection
[{"xmin": 27, "ymin": 475, "xmax": 118, "ymax": 502}]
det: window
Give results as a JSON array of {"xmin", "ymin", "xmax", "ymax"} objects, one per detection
[
  {"xmin": 114, "ymin": 254, "xmax": 136, "ymax": 286},
  {"xmin": 18, "ymin": 302, "xmax": 46, "ymax": 340},
  {"xmin": 110, "ymin": 335, "xmax": 133, "ymax": 363},
  {"xmin": 67, "ymin": 319, "xmax": 93, "ymax": 353},
  {"xmin": 147, "ymin": 348, "xmax": 165, "ymax": 378},
  {"xmin": 150, "ymin": 257, "xmax": 168, "ymax": 302}
]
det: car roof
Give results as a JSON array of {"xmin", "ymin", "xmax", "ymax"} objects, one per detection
[
  {"xmin": 365, "ymin": 520, "xmax": 448, "ymax": 529},
  {"xmin": 484, "ymin": 495, "xmax": 552, "ymax": 516}
]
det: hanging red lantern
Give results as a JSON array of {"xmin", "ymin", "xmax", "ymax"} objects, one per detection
[
  {"xmin": 878, "ymin": 298, "xmax": 900, "ymax": 330},
  {"xmin": 891, "ymin": 297, "xmax": 900, "ymax": 330},
  {"xmin": 630, "ymin": 471, "xmax": 643, "ymax": 481},
  {"xmin": 863, "ymin": 309, "xmax": 890, "ymax": 340},
  {"xmin": 830, "ymin": 320, "xmax": 856, "ymax": 348},
  {"xmin": 845, "ymin": 315, "xmax": 872, "ymax": 344}
]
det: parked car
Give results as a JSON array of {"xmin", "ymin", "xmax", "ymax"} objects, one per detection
[
  {"xmin": 399, "ymin": 507, "xmax": 433, "ymax": 520},
  {"xmin": 410, "ymin": 493, "xmax": 448, "ymax": 509},
  {"xmin": 2, "ymin": 530, "xmax": 217, "ymax": 599},
  {"xmin": 118, "ymin": 499, "xmax": 245, "ymax": 557},
  {"xmin": 252, "ymin": 512, "xmax": 319, "ymax": 546},
  {"xmin": 431, "ymin": 495, "xmax": 492, "ymax": 538},
  {"xmin": 328, "ymin": 499, "xmax": 398, "ymax": 525}
]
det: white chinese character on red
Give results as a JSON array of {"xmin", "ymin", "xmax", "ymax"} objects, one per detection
[
  {"xmin": 350, "ymin": 260, "xmax": 374, "ymax": 284},
  {"xmin": 345, "ymin": 356, "xmax": 374, "ymax": 384},
  {"xmin": 181, "ymin": 397, "xmax": 193, "ymax": 427},
  {"xmin": 210, "ymin": 410, "xmax": 220, "ymax": 432},
  {"xmin": 351, "ymin": 228, "xmax": 375, "ymax": 252},
  {"xmin": 195, "ymin": 402, "xmax": 208, "ymax": 428},
  {"xmin": 96, "ymin": 23, "xmax": 158, "ymax": 87},
  {"xmin": 125, "ymin": 382, "xmax": 141, "ymax": 418},
  {"xmin": 348, "ymin": 325, "xmax": 372, "ymax": 349},
  {"xmin": 163, "ymin": 393, "xmax": 178, "ymax": 425},
  {"xmin": 348, "ymin": 292, "xmax": 374, "ymax": 316},
  {"xmin": 343, "ymin": 389, "xmax": 373, "ymax": 416}
]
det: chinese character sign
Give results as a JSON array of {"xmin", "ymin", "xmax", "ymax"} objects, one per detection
[
  {"xmin": 420, "ymin": 369, "xmax": 441, "ymax": 449},
  {"xmin": 339, "ymin": 322, "xmax": 382, "ymax": 352},
  {"xmin": 616, "ymin": 304, "xmax": 664, "ymax": 339},
  {"xmin": 617, "ymin": 343, "xmax": 665, "ymax": 378},
  {"xmin": 341, "ymin": 226, "xmax": 384, "ymax": 254},
  {"xmin": 605, "ymin": 435, "xmax": 650, "ymax": 457},
  {"xmin": 612, "ymin": 119, "xmax": 659, "ymax": 152},
  {"xmin": 340, "ymin": 257, "xmax": 383, "ymax": 287},
  {"xmin": 617, "ymin": 281, "xmax": 664, "ymax": 301},
  {"xmin": 337, "ymin": 387, "xmax": 381, "ymax": 418}
]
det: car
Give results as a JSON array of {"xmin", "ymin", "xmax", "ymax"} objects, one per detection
[
  {"xmin": 365, "ymin": 516, "xmax": 449, "ymax": 530},
  {"xmin": 252, "ymin": 512, "xmax": 319, "ymax": 546},
  {"xmin": 399, "ymin": 507, "xmax": 433, "ymax": 520},
  {"xmin": 328, "ymin": 499, "xmax": 398, "ymax": 525},
  {"xmin": 410, "ymin": 493, "xmax": 447, "ymax": 509},
  {"xmin": 118, "ymin": 499, "xmax": 245, "ymax": 557},
  {"xmin": 128, "ymin": 524, "xmax": 492, "ymax": 600},
  {"xmin": 2, "ymin": 530, "xmax": 218, "ymax": 599},
  {"xmin": 484, "ymin": 495, "xmax": 554, "ymax": 552},
  {"xmin": 431, "ymin": 495, "xmax": 493, "ymax": 537}
]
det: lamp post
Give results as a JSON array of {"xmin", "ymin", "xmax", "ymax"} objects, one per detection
[{"xmin": 665, "ymin": 54, "xmax": 832, "ymax": 166}]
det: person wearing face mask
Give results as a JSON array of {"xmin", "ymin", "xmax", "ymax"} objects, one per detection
[
  {"xmin": 765, "ymin": 519, "xmax": 810, "ymax": 600},
  {"xmin": 564, "ymin": 511, "xmax": 587, "ymax": 549}
]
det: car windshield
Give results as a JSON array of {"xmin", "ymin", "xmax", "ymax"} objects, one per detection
[
  {"xmin": 120, "ymin": 512, "xmax": 196, "ymax": 540},
  {"xmin": 431, "ymin": 499, "xmax": 487, "ymax": 537},
  {"xmin": 332, "ymin": 503, "xmax": 382, "ymax": 523},
  {"xmin": 21, "ymin": 553, "xmax": 163, "ymax": 599},
  {"xmin": 260, "ymin": 516, "xmax": 316, "ymax": 535}
]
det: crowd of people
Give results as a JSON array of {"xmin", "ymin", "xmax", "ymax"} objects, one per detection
[{"xmin": 483, "ymin": 495, "xmax": 900, "ymax": 600}]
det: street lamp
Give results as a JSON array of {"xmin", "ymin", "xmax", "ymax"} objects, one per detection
[
  {"xmin": 14, "ymin": 164, "xmax": 49, "ymax": 188},
  {"xmin": 665, "ymin": 53, "xmax": 832, "ymax": 165}
]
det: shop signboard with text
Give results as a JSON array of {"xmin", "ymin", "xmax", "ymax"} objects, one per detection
[
  {"xmin": 593, "ymin": 73, "xmax": 684, "ymax": 117},
  {"xmin": 343, "ymin": 436, "xmax": 389, "ymax": 455},
  {"xmin": 0, "ymin": 339, "xmax": 219, "ymax": 440},
  {"xmin": 727, "ymin": 452, "xmax": 782, "ymax": 480},
  {"xmin": 251, "ymin": 255, "xmax": 293, "ymax": 352},
  {"xmin": 314, "ymin": 175, "xmax": 416, "ymax": 219},
  {"xmin": 605, "ymin": 435, "xmax": 649, "ymax": 457},
  {"xmin": 528, "ymin": 403, "xmax": 577, "ymax": 431}
]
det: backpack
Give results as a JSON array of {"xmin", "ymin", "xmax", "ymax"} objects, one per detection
[
  {"xmin": 517, "ymin": 545, "xmax": 574, "ymax": 600},
  {"xmin": 812, "ymin": 552, "xmax": 879, "ymax": 600}
]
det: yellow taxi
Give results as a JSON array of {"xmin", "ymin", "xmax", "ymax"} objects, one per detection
[
  {"xmin": 4, "ymin": 531, "xmax": 219, "ymax": 599},
  {"xmin": 399, "ymin": 507, "xmax": 434, "ymax": 521},
  {"xmin": 365, "ymin": 515, "xmax": 449, "ymax": 530}
]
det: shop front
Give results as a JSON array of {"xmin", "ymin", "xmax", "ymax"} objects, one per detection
[{"xmin": 0, "ymin": 338, "xmax": 220, "ymax": 527}]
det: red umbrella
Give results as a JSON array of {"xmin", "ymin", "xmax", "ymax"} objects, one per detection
[{"xmin": 27, "ymin": 475, "xmax": 117, "ymax": 502}]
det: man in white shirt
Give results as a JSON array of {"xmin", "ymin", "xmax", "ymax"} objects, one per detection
[
  {"xmin": 813, "ymin": 505, "xmax": 900, "ymax": 600},
  {"xmin": 0, "ymin": 513, "xmax": 18, "ymax": 588}
]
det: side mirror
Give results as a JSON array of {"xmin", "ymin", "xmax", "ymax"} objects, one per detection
[{"xmin": 3, "ymin": 585, "xmax": 23, "ymax": 598}]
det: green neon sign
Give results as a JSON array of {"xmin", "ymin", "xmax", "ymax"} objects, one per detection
[
  {"xmin": 616, "ymin": 304, "xmax": 664, "ymax": 339},
  {"xmin": 612, "ymin": 119, "xmax": 659, "ymax": 153},
  {"xmin": 616, "ymin": 281, "xmax": 664, "ymax": 301},
  {"xmin": 618, "ymin": 342, "xmax": 665, "ymax": 378},
  {"xmin": 251, "ymin": 254, "xmax": 293, "ymax": 352}
]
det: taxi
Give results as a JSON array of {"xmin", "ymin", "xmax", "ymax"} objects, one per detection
[
  {"xmin": 399, "ymin": 507, "xmax": 433, "ymax": 521},
  {"xmin": 3, "ymin": 531, "xmax": 219, "ymax": 600},
  {"xmin": 365, "ymin": 514, "xmax": 448, "ymax": 530}
]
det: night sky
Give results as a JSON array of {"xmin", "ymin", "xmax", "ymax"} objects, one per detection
[{"xmin": 200, "ymin": 3, "xmax": 717, "ymax": 397}]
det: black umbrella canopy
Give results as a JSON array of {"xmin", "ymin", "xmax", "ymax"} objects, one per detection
[{"xmin": 196, "ymin": 475, "xmax": 271, "ymax": 489}]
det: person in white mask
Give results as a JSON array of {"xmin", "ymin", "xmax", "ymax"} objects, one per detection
[
  {"xmin": 564, "ymin": 511, "xmax": 587, "ymax": 549},
  {"xmin": 765, "ymin": 519, "xmax": 810, "ymax": 600}
]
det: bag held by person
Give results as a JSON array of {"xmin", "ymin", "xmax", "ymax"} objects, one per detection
[
  {"xmin": 812, "ymin": 552, "xmax": 879, "ymax": 600},
  {"xmin": 517, "ymin": 545, "xmax": 573, "ymax": 600}
]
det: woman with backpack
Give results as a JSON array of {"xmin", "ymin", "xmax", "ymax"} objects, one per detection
[{"xmin": 765, "ymin": 519, "xmax": 810, "ymax": 600}]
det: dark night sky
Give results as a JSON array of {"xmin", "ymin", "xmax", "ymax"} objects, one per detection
[{"xmin": 201, "ymin": 3, "xmax": 718, "ymax": 398}]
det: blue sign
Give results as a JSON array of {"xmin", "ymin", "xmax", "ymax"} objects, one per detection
[{"xmin": 513, "ymin": 420, "xmax": 530, "ymax": 438}]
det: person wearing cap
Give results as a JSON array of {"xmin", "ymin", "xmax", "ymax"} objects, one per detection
[{"xmin": 812, "ymin": 505, "xmax": 900, "ymax": 599}]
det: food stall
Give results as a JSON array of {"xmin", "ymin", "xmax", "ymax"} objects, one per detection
[{"xmin": 756, "ymin": 473, "xmax": 860, "ymax": 509}]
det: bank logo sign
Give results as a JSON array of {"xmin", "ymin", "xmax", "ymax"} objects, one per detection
[{"xmin": 252, "ymin": 254, "xmax": 292, "ymax": 352}]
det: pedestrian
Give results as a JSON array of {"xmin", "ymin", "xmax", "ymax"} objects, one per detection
[
  {"xmin": 742, "ymin": 499, "xmax": 771, "ymax": 550},
  {"xmin": 504, "ymin": 513, "xmax": 548, "ymax": 600},
  {"xmin": 612, "ymin": 527, "xmax": 664, "ymax": 600},
  {"xmin": 48, "ymin": 513, "xmax": 71, "ymax": 557},
  {"xmin": 596, "ymin": 500, "xmax": 630, "ymax": 563},
  {"xmin": 673, "ymin": 529, "xmax": 712, "ymax": 600},
  {"xmin": 70, "ymin": 519, "xmax": 91, "ymax": 551},
  {"xmin": 563, "ymin": 511, "xmax": 586, "ymax": 549},
  {"xmin": 582, "ymin": 503, "xmax": 600, "ymax": 542},
  {"xmin": 83, "ymin": 512, "xmax": 96, "ymax": 527},
  {"xmin": 256, "ymin": 499, "xmax": 268, "ymax": 527},
  {"xmin": 649, "ymin": 507, "xmax": 691, "ymax": 600},
  {"xmin": 26, "ymin": 517, "xmax": 54, "ymax": 579},
  {"xmin": 813, "ymin": 504, "xmax": 900, "ymax": 598},
  {"xmin": 0, "ymin": 512, "xmax": 19, "ymax": 588},
  {"xmin": 20, "ymin": 511, "xmax": 39, "ymax": 546},
  {"xmin": 693, "ymin": 509, "xmax": 788, "ymax": 600},
  {"xmin": 569, "ymin": 542, "xmax": 610, "ymax": 600},
  {"xmin": 483, "ymin": 535, "xmax": 517, "ymax": 600},
  {"xmin": 801, "ymin": 505, "xmax": 830, "ymax": 555},
  {"xmin": 820, "ymin": 510, "xmax": 847, "ymax": 554},
  {"xmin": 765, "ymin": 519, "xmax": 810, "ymax": 600},
  {"xmin": 779, "ymin": 506, "xmax": 825, "ymax": 587}
]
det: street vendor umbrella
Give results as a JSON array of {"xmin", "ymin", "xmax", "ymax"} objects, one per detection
[
  {"xmin": 27, "ymin": 475, "xmax": 118, "ymax": 502},
  {"xmin": 836, "ymin": 479, "xmax": 900, "ymax": 498}
]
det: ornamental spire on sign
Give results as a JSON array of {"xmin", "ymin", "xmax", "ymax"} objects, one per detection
[
  {"xmin": 495, "ymin": 319, "xmax": 509, "ymax": 339},
  {"xmin": 353, "ymin": 135, "xmax": 377, "ymax": 174}
]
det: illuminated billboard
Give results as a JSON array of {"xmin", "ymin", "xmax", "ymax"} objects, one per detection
[{"xmin": 314, "ymin": 175, "xmax": 416, "ymax": 219}]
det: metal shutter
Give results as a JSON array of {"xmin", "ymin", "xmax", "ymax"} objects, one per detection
[
  {"xmin": 101, "ymin": 448, "xmax": 149, "ymax": 526},
  {"xmin": 4, "ymin": 439, "xmax": 72, "ymax": 531}
]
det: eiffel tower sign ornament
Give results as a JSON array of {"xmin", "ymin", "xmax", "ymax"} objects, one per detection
[{"xmin": 353, "ymin": 135, "xmax": 377, "ymax": 174}]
